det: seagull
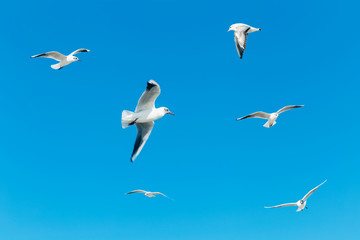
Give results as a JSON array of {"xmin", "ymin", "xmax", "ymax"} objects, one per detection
[
  {"xmin": 236, "ymin": 105, "xmax": 304, "ymax": 128},
  {"xmin": 265, "ymin": 180, "xmax": 327, "ymax": 212},
  {"xmin": 126, "ymin": 190, "xmax": 169, "ymax": 199},
  {"xmin": 122, "ymin": 80, "xmax": 174, "ymax": 162},
  {"xmin": 30, "ymin": 48, "xmax": 90, "ymax": 70},
  {"xmin": 228, "ymin": 23, "xmax": 261, "ymax": 59}
]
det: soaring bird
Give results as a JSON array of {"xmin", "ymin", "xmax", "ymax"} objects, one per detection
[
  {"xmin": 228, "ymin": 23, "xmax": 261, "ymax": 59},
  {"xmin": 265, "ymin": 180, "xmax": 327, "ymax": 212},
  {"xmin": 236, "ymin": 105, "xmax": 304, "ymax": 128},
  {"xmin": 31, "ymin": 48, "xmax": 90, "ymax": 70},
  {"xmin": 122, "ymin": 80, "xmax": 174, "ymax": 162},
  {"xmin": 126, "ymin": 190, "xmax": 169, "ymax": 199}
]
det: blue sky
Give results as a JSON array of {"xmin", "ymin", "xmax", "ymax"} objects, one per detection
[{"xmin": 0, "ymin": 0, "xmax": 359, "ymax": 239}]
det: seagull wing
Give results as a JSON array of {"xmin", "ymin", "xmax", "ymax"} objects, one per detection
[
  {"xmin": 30, "ymin": 51, "xmax": 66, "ymax": 61},
  {"xmin": 264, "ymin": 203, "xmax": 297, "ymax": 208},
  {"xmin": 276, "ymin": 105, "xmax": 304, "ymax": 114},
  {"xmin": 135, "ymin": 80, "xmax": 161, "ymax": 112},
  {"xmin": 236, "ymin": 111, "xmax": 270, "ymax": 120},
  {"xmin": 153, "ymin": 192, "xmax": 173, "ymax": 200},
  {"xmin": 234, "ymin": 27, "xmax": 250, "ymax": 59},
  {"xmin": 153, "ymin": 192, "xmax": 167, "ymax": 197},
  {"xmin": 126, "ymin": 190, "xmax": 147, "ymax": 194},
  {"xmin": 131, "ymin": 122, "xmax": 154, "ymax": 162},
  {"xmin": 69, "ymin": 48, "xmax": 90, "ymax": 56},
  {"xmin": 302, "ymin": 180, "xmax": 327, "ymax": 201}
]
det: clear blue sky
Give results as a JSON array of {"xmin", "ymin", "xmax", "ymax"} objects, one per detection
[{"xmin": 0, "ymin": 0, "xmax": 359, "ymax": 239}]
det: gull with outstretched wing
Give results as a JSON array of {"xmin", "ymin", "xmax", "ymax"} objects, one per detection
[
  {"xmin": 265, "ymin": 180, "xmax": 327, "ymax": 212},
  {"xmin": 122, "ymin": 80, "xmax": 174, "ymax": 162},
  {"xmin": 236, "ymin": 105, "xmax": 304, "ymax": 128},
  {"xmin": 126, "ymin": 190, "xmax": 170, "ymax": 199},
  {"xmin": 31, "ymin": 48, "xmax": 90, "ymax": 70}
]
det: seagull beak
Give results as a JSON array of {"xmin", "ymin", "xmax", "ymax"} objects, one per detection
[
  {"xmin": 168, "ymin": 112, "xmax": 175, "ymax": 116},
  {"xmin": 78, "ymin": 59, "xmax": 81, "ymax": 62},
  {"xmin": 259, "ymin": 28, "xmax": 262, "ymax": 31}
]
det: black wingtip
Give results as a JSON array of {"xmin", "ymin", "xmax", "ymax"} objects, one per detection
[{"xmin": 146, "ymin": 81, "xmax": 156, "ymax": 90}]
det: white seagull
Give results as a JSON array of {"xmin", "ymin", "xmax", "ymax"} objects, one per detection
[
  {"xmin": 126, "ymin": 190, "xmax": 169, "ymax": 198},
  {"xmin": 228, "ymin": 23, "xmax": 261, "ymax": 59},
  {"xmin": 122, "ymin": 80, "xmax": 174, "ymax": 162},
  {"xmin": 265, "ymin": 180, "xmax": 327, "ymax": 212},
  {"xmin": 236, "ymin": 105, "xmax": 304, "ymax": 128},
  {"xmin": 31, "ymin": 48, "xmax": 90, "ymax": 70}
]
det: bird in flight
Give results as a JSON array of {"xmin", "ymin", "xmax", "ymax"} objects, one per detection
[
  {"xmin": 265, "ymin": 180, "xmax": 327, "ymax": 212},
  {"xmin": 126, "ymin": 190, "xmax": 170, "ymax": 199},
  {"xmin": 236, "ymin": 105, "xmax": 304, "ymax": 128},
  {"xmin": 31, "ymin": 48, "xmax": 90, "ymax": 70},
  {"xmin": 122, "ymin": 80, "xmax": 174, "ymax": 162},
  {"xmin": 228, "ymin": 23, "xmax": 261, "ymax": 59}
]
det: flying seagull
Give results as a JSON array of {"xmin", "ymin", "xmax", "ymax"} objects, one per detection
[
  {"xmin": 236, "ymin": 105, "xmax": 304, "ymax": 128},
  {"xmin": 126, "ymin": 190, "xmax": 169, "ymax": 199},
  {"xmin": 228, "ymin": 23, "xmax": 261, "ymax": 59},
  {"xmin": 31, "ymin": 48, "xmax": 90, "ymax": 70},
  {"xmin": 122, "ymin": 80, "xmax": 174, "ymax": 162},
  {"xmin": 265, "ymin": 180, "xmax": 327, "ymax": 212}
]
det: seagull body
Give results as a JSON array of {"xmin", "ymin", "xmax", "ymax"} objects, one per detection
[
  {"xmin": 31, "ymin": 49, "xmax": 90, "ymax": 70},
  {"xmin": 126, "ymin": 190, "xmax": 168, "ymax": 198},
  {"xmin": 122, "ymin": 80, "xmax": 174, "ymax": 162},
  {"xmin": 236, "ymin": 105, "xmax": 304, "ymax": 128},
  {"xmin": 228, "ymin": 23, "xmax": 261, "ymax": 59},
  {"xmin": 265, "ymin": 180, "xmax": 327, "ymax": 212}
]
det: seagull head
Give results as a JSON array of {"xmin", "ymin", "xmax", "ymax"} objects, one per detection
[
  {"xmin": 228, "ymin": 24, "xmax": 236, "ymax": 32},
  {"xmin": 228, "ymin": 23, "xmax": 246, "ymax": 32},
  {"xmin": 161, "ymin": 107, "xmax": 175, "ymax": 116},
  {"xmin": 71, "ymin": 56, "xmax": 81, "ymax": 62}
]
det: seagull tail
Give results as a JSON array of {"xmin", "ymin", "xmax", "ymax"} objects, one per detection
[
  {"xmin": 121, "ymin": 110, "xmax": 135, "ymax": 129},
  {"xmin": 51, "ymin": 63, "xmax": 62, "ymax": 70},
  {"xmin": 263, "ymin": 121, "xmax": 271, "ymax": 128},
  {"xmin": 263, "ymin": 121, "xmax": 276, "ymax": 128}
]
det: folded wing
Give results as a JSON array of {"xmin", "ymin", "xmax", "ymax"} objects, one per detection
[{"xmin": 234, "ymin": 27, "xmax": 250, "ymax": 59}]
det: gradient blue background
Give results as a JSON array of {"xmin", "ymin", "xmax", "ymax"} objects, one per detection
[{"xmin": 0, "ymin": 0, "xmax": 359, "ymax": 239}]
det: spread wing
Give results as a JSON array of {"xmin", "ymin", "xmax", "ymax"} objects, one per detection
[
  {"xmin": 264, "ymin": 203, "xmax": 297, "ymax": 208},
  {"xmin": 135, "ymin": 80, "xmax": 161, "ymax": 112},
  {"xmin": 153, "ymin": 192, "xmax": 166, "ymax": 197},
  {"xmin": 69, "ymin": 48, "xmax": 90, "ymax": 56},
  {"xmin": 131, "ymin": 122, "xmax": 154, "ymax": 162},
  {"xmin": 277, "ymin": 105, "xmax": 304, "ymax": 114},
  {"xmin": 302, "ymin": 180, "xmax": 327, "ymax": 201},
  {"xmin": 236, "ymin": 111, "xmax": 270, "ymax": 120},
  {"xmin": 126, "ymin": 190, "xmax": 147, "ymax": 194},
  {"xmin": 234, "ymin": 27, "xmax": 250, "ymax": 59},
  {"xmin": 30, "ymin": 51, "xmax": 66, "ymax": 61},
  {"xmin": 153, "ymin": 192, "xmax": 173, "ymax": 200}
]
